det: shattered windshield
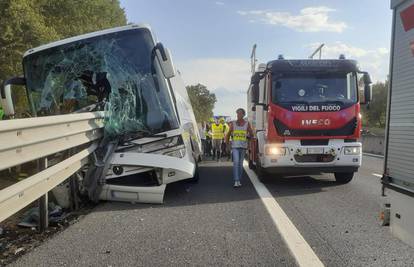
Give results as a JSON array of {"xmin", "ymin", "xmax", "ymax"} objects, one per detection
[
  {"xmin": 272, "ymin": 73, "xmax": 358, "ymax": 104},
  {"xmin": 23, "ymin": 28, "xmax": 179, "ymax": 137}
]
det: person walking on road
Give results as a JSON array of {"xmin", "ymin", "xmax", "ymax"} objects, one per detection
[
  {"xmin": 198, "ymin": 121, "xmax": 207, "ymax": 156},
  {"xmin": 211, "ymin": 118, "xmax": 225, "ymax": 161},
  {"xmin": 225, "ymin": 108, "xmax": 253, "ymax": 188}
]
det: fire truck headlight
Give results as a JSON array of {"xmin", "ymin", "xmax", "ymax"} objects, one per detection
[
  {"xmin": 265, "ymin": 146, "xmax": 286, "ymax": 156},
  {"xmin": 344, "ymin": 146, "xmax": 361, "ymax": 155}
]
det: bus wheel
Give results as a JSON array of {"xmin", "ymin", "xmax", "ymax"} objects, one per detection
[
  {"xmin": 189, "ymin": 161, "xmax": 200, "ymax": 183},
  {"xmin": 334, "ymin": 172, "xmax": 354, "ymax": 184}
]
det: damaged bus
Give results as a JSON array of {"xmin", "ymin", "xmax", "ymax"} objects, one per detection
[{"xmin": 2, "ymin": 24, "xmax": 201, "ymax": 203}]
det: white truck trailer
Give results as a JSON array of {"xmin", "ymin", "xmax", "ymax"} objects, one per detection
[
  {"xmin": 382, "ymin": 0, "xmax": 414, "ymax": 247},
  {"xmin": 1, "ymin": 24, "xmax": 201, "ymax": 204}
]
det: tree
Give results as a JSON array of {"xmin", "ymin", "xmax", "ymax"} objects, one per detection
[
  {"xmin": 361, "ymin": 81, "xmax": 388, "ymax": 128},
  {"xmin": 0, "ymin": 0, "xmax": 126, "ymax": 116},
  {"xmin": 186, "ymin": 84, "xmax": 217, "ymax": 122}
]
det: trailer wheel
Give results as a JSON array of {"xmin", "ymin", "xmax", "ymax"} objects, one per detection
[{"xmin": 334, "ymin": 172, "xmax": 354, "ymax": 184}]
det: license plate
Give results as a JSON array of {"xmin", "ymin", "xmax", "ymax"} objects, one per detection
[{"xmin": 307, "ymin": 147, "xmax": 324, "ymax": 154}]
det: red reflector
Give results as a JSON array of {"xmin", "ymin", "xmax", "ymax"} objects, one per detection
[{"xmin": 400, "ymin": 4, "xmax": 414, "ymax": 32}]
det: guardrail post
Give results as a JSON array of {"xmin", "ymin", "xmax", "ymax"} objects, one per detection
[
  {"xmin": 38, "ymin": 194, "xmax": 48, "ymax": 231},
  {"xmin": 38, "ymin": 158, "xmax": 48, "ymax": 231}
]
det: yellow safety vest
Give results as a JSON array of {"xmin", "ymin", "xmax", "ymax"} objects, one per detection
[
  {"xmin": 232, "ymin": 129, "xmax": 247, "ymax": 141},
  {"xmin": 232, "ymin": 120, "xmax": 248, "ymax": 148},
  {"xmin": 211, "ymin": 123, "xmax": 224, "ymax": 139}
]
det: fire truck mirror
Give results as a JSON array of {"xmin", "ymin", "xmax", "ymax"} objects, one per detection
[
  {"xmin": 364, "ymin": 84, "xmax": 372, "ymax": 104},
  {"xmin": 363, "ymin": 73, "xmax": 372, "ymax": 85},
  {"xmin": 251, "ymin": 83, "xmax": 259, "ymax": 104}
]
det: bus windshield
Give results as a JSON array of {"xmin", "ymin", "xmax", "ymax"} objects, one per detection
[
  {"xmin": 23, "ymin": 28, "xmax": 179, "ymax": 137},
  {"xmin": 271, "ymin": 73, "xmax": 358, "ymax": 104}
]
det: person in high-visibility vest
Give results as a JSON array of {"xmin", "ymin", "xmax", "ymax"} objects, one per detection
[
  {"xmin": 211, "ymin": 118, "xmax": 225, "ymax": 161},
  {"xmin": 205, "ymin": 118, "xmax": 214, "ymax": 156},
  {"xmin": 220, "ymin": 118, "xmax": 230, "ymax": 160},
  {"xmin": 225, "ymin": 108, "xmax": 254, "ymax": 187}
]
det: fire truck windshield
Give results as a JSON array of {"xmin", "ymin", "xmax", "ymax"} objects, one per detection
[{"xmin": 271, "ymin": 72, "xmax": 358, "ymax": 104}]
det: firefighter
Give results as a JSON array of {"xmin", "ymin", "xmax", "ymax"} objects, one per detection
[
  {"xmin": 220, "ymin": 118, "xmax": 230, "ymax": 160},
  {"xmin": 205, "ymin": 118, "xmax": 214, "ymax": 156},
  {"xmin": 211, "ymin": 117, "xmax": 225, "ymax": 161}
]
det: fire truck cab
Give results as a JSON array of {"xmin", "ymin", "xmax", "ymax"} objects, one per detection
[{"xmin": 247, "ymin": 56, "xmax": 372, "ymax": 183}]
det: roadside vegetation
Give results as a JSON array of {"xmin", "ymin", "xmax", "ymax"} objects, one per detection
[
  {"xmin": 186, "ymin": 83, "xmax": 217, "ymax": 122},
  {"xmin": 361, "ymin": 80, "xmax": 388, "ymax": 135},
  {"xmin": 0, "ymin": 0, "xmax": 127, "ymax": 117}
]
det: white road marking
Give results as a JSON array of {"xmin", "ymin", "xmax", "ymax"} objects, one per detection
[
  {"xmin": 243, "ymin": 162, "xmax": 324, "ymax": 267},
  {"xmin": 372, "ymin": 173, "xmax": 382, "ymax": 178},
  {"xmin": 363, "ymin": 153, "xmax": 384, "ymax": 159}
]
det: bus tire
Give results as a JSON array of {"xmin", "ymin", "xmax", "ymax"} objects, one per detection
[
  {"xmin": 334, "ymin": 172, "xmax": 354, "ymax": 184},
  {"xmin": 189, "ymin": 162, "xmax": 200, "ymax": 183}
]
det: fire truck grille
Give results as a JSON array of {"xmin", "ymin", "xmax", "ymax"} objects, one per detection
[
  {"xmin": 294, "ymin": 154, "xmax": 335, "ymax": 163},
  {"xmin": 274, "ymin": 117, "xmax": 357, "ymax": 137}
]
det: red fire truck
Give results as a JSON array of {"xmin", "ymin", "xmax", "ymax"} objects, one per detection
[{"xmin": 247, "ymin": 49, "xmax": 372, "ymax": 183}]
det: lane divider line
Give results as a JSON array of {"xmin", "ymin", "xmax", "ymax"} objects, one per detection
[
  {"xmin": 372, "ymin": 173, "xmax": 382, "ymax": 178},
  {"xmin": 243, "ymin": 161, "xmax": 324, "ymax": 267},
  {"xmin": 363, "ymin": 153, "xmax": 384, "ymax": 159}
]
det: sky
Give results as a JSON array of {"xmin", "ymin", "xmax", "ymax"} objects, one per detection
[{"xmin": 120, "ymin": 0, "xmax": 392, "ymax": 117}]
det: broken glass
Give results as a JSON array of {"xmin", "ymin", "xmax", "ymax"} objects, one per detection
[{"xmin": 23, "ymin": 28, "xmax": 179, "ymax": 138}]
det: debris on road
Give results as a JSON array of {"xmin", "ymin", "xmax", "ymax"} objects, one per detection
[
  {"xmin": 18, "ymin": 202, "xmax": 65, "ymax": 228},
  {"xmin": 0, "ymin": 202, "xmax": 96, "ymax": 266}
]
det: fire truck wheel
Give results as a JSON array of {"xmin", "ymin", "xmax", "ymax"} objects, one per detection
[
  {"xmin": 334, "ymin": 172, "xmax": 354, "ymax": 184},
  {"xmin": 256, "ymin": 161, "xmax": 267, "ymax": 182},
  {"xmin": 248, "ymin": 159, "xmax": 256, "ymax": 170}
]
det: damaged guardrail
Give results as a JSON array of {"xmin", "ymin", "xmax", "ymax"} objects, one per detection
[{"xmin": 0, "ymin": 112, "xmax": 104, "ymax": 226}]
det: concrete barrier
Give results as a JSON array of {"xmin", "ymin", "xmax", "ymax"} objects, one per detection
[{"xmin": 361, "ymin": 135, "xmax": 385, "ymax": 155}]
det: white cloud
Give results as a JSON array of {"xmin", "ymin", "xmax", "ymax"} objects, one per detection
[
  {"xmin": 306, "ymin": 42, "xmax": 390, "ymax": 81},
  {"xmin": 238, "ymin": 6, "xmax": 347, "ymax": 33},
  {"xmin": 176, "ymin": 58, "xmax": 250, "ymax": 116},
  {"xmin": 215, "ymin": 1, "xmax": 224, "ymax": 6}
]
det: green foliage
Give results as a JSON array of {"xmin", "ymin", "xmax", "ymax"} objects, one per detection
[
  {"xmin": 186, "ymin": 84, "xmax": 217, "ymax": 122},
  {"xmin": 0, "ymin": 0, "xmax": 127, "ymax": 116},
  {"xmin": 361, "ymin": 81, "xmax": 388, "ymax": 128}
]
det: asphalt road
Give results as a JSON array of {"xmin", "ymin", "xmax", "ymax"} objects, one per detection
[{"xmin": 11, "ymin": 156, "xmax": 414, "ymax": 266}]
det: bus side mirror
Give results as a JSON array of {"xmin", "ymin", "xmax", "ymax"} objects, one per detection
[
  {"xmin": 154, "ymin": 43, "xmax": 175, "ymax": 79},
  {"xmin": 1, "ymin": 77, "xmax": 26, "ymax": 116}
]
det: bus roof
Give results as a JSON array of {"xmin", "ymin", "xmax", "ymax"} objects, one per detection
[{"xmin": 23, "ymin": 24, "xmax": 154, "ymax": 58}]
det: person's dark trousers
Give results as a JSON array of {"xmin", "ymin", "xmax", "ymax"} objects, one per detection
[{"xmin": 201, "ymin": 139, "xmax": 206, "ymax": 156}]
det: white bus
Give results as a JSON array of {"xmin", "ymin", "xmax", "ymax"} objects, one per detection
[{"xmin": 2, "ymin": 24, "xmax": 201, "ymax": 203}]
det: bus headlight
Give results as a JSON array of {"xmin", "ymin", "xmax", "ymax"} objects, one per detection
[
  {"xmin": 265, "ymin": 146, "xmax": 286, "ymax": 156},
  {"xmin": 344, "ymin": 146, "xmax": 361, "ymax": 155},
  {"xmin": 164, "ymin": 147, "xmax": 186, "ymax": 158}
]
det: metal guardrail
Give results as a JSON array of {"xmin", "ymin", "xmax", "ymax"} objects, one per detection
[{"xmin": 0, "ymin": 112, "xmax": 105, "ymax": 223}]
